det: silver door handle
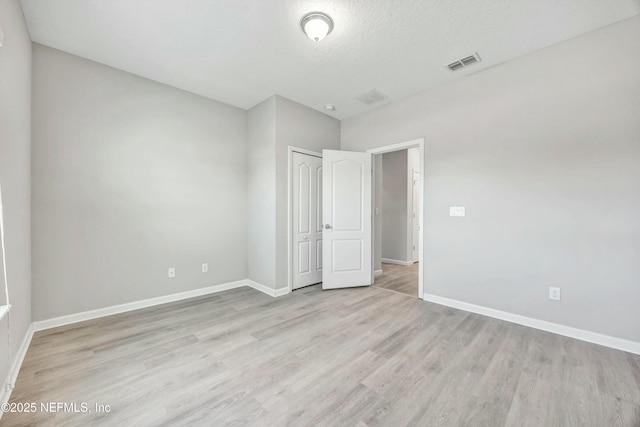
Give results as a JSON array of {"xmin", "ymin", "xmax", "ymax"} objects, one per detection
[
  {"xmin": 325, "ymin": 224, "xmax": 332, "ymax": 229},
  {"xmin": 302, "ymin": 236, "xmax": 309, "ymax": 240}
]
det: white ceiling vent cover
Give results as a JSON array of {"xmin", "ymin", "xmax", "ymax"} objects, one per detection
[
  {"xmin": 447, "ymin": 52, "xmax": 481, "ymax": 72},
  {"xmin": 354, "ymin": 89, "xmax": 389, "ymax": 106}
]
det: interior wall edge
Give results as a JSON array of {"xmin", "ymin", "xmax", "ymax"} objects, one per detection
[{"xmin": 0, "ymin": 323, "xmax": 34, "ymax": 412}]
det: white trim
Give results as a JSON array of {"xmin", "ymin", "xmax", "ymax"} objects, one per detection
[
  {"xmin": 19, "ymin": 277, "xmax": 287, "ymax": 355},
  {"xmin": 0, "ymin": 277, "xmax": 289, "ymax": 414},
  {"xmin": 274, "ymin": 287, "xmax": 290, "ymax": 297},
  {"xmin": 374, "ymin": 269, "xmax": 383, "ymax": 277},
  {"xmin": 289, "ymin": 146, "xmax": 322, "ymax": 158},
  {"xmin": 367, "ymin": 138, "xmax": 425, "ymax": 155},
  {"xmin": 381, "ymin": 258, "xmax": 414, "ymax": 266},
  {"xmin": 406, "ymin": 165, "xmax": 414, "ymax": 263},
  {"xmin": 0, "ymin": 304, "xmax": 9, "ymax": 322},
  {"xmin": 287, "ymin": 146, "xmax": 323, "ymax": 294},
  {"xmin": 368, "ymin": 138, "xmax": 424, "ymax": 300},
  {"xmin": 410, "ymin": 167, "xmax": 420, "ymax": 263},
  {"xmin": 246, "ymin": 280, "xmax": 290, "ymax": 298},
  {"xmin": 1, "ymin": 324, "xmax": 34, "ymax": 409},
  {"xmin": 32, "ymin": 280, "xmax": 247, "ymax": 331},
  {"xmin": 423, "ymin": 293, "xmax": 640, "ymax": 356}
]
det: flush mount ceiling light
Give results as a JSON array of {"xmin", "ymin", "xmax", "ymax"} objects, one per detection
[{"xmin": 301, "ymin": 12, "xmax": 334, "ymax": 42}]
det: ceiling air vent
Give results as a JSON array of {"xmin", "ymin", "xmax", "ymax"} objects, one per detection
[
  {"xmin": 447, "ymin": 52, "xmax": 481, "ymax": 72},
  {"xmin": 447, "ymin": 61, "xmax": 465, "ymax": 71},
  {"xmin": 354, "ymin": 89, "xmax": 389, "ymax": 106}
]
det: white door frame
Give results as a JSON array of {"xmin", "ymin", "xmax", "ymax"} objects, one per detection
[
  {"xmin": 411, "ymin": 169, "xmax": 420, "ymax": 263},
  {"xmin": 287, "ymin": 146, "xmax": 323, "ymax": 293},
  {"xmin": 368, "ymin": 138, "xmax": 425, "ymax": 300}
]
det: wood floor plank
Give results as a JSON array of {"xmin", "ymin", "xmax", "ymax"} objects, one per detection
[
  {"xmin": 3, "ymin": 284, "xmax": 639, "ymax": 426},
  {"xmin": 373, "ymin": 262, "xmax": 418, "ymax": 297}
]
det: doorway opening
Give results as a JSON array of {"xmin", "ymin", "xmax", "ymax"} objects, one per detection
[
  {"xmin": 368, "ymin": 139, "xmax": 424, "ymax": 299},
  {"xmin": 288, "ymin": 147, "xmax": 323, "ymax": 292}
]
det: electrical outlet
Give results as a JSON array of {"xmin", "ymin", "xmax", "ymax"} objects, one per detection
[
  {"xmin": 450, "ymin": 206, "xmax": 465, "ymax": 217},
  {"xmin": 168, "ymin": 268, "xmax": 176, "ymax": 278},
  {"xmin": 202, "ymin": 263, "xmax": 209, "ymax": 273},
  {"xmin": 549, "ymin": 286, "xmax": 561, "ymax": 301}
]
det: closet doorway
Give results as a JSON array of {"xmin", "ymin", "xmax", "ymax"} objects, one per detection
[{"xmin": 289, "ymin": 149, "xmax": 323, "ymax": 290}]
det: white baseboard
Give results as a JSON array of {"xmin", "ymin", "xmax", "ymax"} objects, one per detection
[
  {"xmin": 33, "ymin": 280, "xmax": 247, "ymax": 332},
  {"xmin": 0, "ymin": 304, "xmax": 10, "ymax": 323},
  {"xmin": 374, "ymin": 269, "xmax": 383, "ymax": 277},
  {"xmin": 0, "ymin": 277, "xmax": 287, "ymax": 415},
  {"xmin": 274, "ymin": 287, "xmax": 290, "ymax": 297},
  {"xmin": 246, "ymin": 280, "xmax": 290, "ymax": 298},
  {"xmin": 423, "ymin": 293, "xmax": 640, "ymax": 356},
  {"xmin": 33, "ymin": 278, "xmax": 290, "ymax": 332},
  {"xmin": 1, "ymin": 324, "xmax": 34, "ymax": 408},
  {"xmin": 381, "ymin": 258, "xmax": 414, "ymax": 266}
]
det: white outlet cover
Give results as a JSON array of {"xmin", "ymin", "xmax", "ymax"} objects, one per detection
[
  {"xmin": 450, "ymin": 206, "xmax": 465, "ymax": 217},
  {"xmin": 168, "ymin": 268, "xmax": 176, "ymax": 278},
  {"xmin": 549, "ymin": 286, "xmax": 561, "ymax": 301},
  {"xmin": 202, "ymin": 263, "xmax": 209, "ymax": 273}
]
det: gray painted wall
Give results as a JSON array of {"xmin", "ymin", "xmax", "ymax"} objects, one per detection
[
  {"xmin": 247, "ymin": 97, "xmax": 277, "ymax": 288},
  {"xmin": 31, "ymin": 45, "xmax": 247, "ymax": 320},
  {"xmin": 0, "ymin": 0, "xmax": 32, "ymax": 390},
  {"xmin": 341, "ymin": 16, "xmax": 640, "ymax": 343},
  {"xmin": 381, "ymin": 151, "xmax": 409, "ymax": 262}
]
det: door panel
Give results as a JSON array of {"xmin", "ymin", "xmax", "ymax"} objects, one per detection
[
  {"xmin": 332, "ymin": 160, "xmax": 363, "ymax": 231},
  {"xmin": 316, "ymin": 167, "xmax": 323, "ymax": 233},
  {"xmin": 316, "ymin": 240, "xmax": 323, "ymax": 270},
  {"xmin": 298, "ymin": 163, "xmax": 310, "ymax": 234},
  {"xmin": 332, "ymin": 240, "xmax": 363, "ymax": 272},
  {"xmin": 322, "ymin": 150, "xmax": 372, "ymax": 289},
  {"xmin": 292, "ymin": 152, "xmax": 323, "ymax": 290},
  {"xmin": 298, "ymin": 241, "xmax": 310, "ymax": 274}
]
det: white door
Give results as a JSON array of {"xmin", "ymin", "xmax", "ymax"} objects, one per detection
[
  {"xmin": 292, "ymin": 152, "xmax": 323, "ymax": 290},
  {"xmin": 322, "ymin": 150, "xmax": 372, "ymax": 290},
  {"xmin": 412, "ymin": 170, "xmax": 420, "ymax": 262}
]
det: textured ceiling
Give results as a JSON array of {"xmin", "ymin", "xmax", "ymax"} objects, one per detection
[{"xmin": 19, "ymin": 0, "xmax": 640, "ymax": 119}]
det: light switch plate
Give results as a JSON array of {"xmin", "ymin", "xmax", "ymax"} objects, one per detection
[{"xmin": 450, "ymin": 206, "xmax": 465, "ymax": 217}]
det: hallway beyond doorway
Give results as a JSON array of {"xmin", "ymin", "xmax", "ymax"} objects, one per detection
[{"xmin": 373, "ymin": 262, "xmax": 418, "ymax": 297}]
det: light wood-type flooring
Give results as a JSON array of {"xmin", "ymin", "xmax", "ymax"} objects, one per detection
[
  {"xmin": 373, "ymin": 262, "xmax": 418, "ymax": 297},
  {"xmin": 4, "ymin": 285, "xmax": 640, "ymax": 426}
]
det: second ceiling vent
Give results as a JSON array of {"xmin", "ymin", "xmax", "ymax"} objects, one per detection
[
  {"xmin": 354, "ymin": 88, "xmax": 389, "ymax": 106},
  {"xmin": 447, "ymin": 52, "xmax": 481, "ymax": 72}
]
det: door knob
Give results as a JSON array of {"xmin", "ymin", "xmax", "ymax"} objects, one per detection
[
  {"xmin": 302, "ymin": 236, "xmax": 309, "ymax": 240},
  {"xmin": 325, "ymin": 224, "xmax": 332, "ymax": 229}
]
